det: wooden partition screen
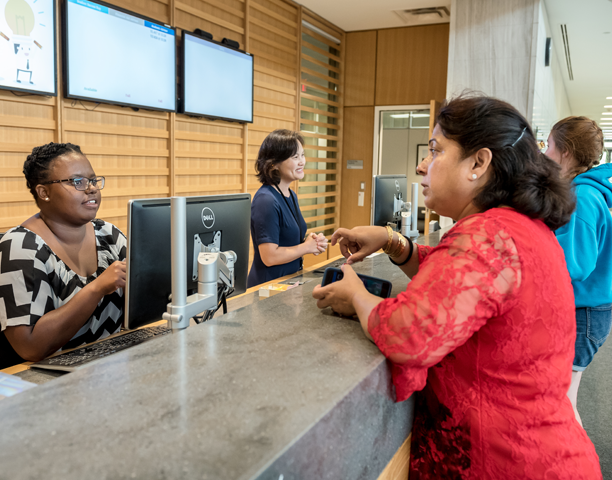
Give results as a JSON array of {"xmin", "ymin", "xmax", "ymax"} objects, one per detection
[
  {"xmin": 298, "ymin": 11, "xmax": 343, "ymax": 242},
  {"xmin": 0, "ymin": 0, "xmax": 344, "ymax": 266}
]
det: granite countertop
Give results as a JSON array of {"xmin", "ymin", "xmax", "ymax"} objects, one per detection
[{"xmin": 0, "ymin": 227, "xmax": 450, "ymax": 480}]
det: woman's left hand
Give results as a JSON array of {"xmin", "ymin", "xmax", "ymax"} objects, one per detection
[
  {"xmin": 312, "ymin": 264, "xmax": 366, "ymax": 316},
  {"xmin": 309, "ymin": 232, "xmax": 328, "ymax": 256}
]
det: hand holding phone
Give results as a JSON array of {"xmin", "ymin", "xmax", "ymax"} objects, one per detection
[{"xmin": 321, "ymin": 267, "xmax": 392, "ymax": 298}]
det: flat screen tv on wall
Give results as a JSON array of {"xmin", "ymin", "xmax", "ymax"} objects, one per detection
[
  {"xmin": 181, "ymin": 30, "xmax": 253, "ymax": 123},
  {"xmin": 64, "ymin": 0, "xmax": 176, "ymax": 112}
]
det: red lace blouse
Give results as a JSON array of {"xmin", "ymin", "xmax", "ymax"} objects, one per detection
[{"xmin": 369, "ymin": 209, "xmax": 601, "ymax": 479}]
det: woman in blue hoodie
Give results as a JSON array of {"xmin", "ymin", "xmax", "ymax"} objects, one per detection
[{"xmin": 546, "ymin": 116, "xmax": 611, "ymax": 426}]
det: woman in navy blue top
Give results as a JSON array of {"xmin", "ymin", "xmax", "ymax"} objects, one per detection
[{"xmin": 248, "ymin": 130, "xmax": 327, "ymax": 288}]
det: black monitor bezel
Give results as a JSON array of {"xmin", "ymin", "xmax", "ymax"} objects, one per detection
[
  {"xmin": 125, "ymin": 193, "xmax": 252, "ymax": 331},
  {"xmin": 62, "ymin": 0, "xmax": 177, "ymax": 112},
  {"xmin": 179, "ymin": 30, "xmax": 254, "ymax": 123},
  {"xmin": 0, "ymin": 0, "xmax": 58, "ymax": 97},
  {"xmin": 372, "ymin": 174, "xmax": 408, "ymax": 227}
]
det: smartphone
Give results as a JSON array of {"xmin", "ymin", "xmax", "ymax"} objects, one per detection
[{"xmin": 321, "ymin": 267, "xmax": 392, "ymax": 298}]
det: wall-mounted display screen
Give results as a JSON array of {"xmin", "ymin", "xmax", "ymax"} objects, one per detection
[
  {"xmin": 0, "ymin": 0, "xmax": 57, "ymax": 96},
  {"xmin": 182, "ymin": 31, "xmax": 253, "ymax": 123},
  {"xmin": 64, "ymin": 0, "xmax": 176, "ymax": 112}
]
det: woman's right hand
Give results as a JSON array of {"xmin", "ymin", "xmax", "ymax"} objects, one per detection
[
  {"xmin": 93, "ymin": 260, "xmax": 127, "ymax": 295},
  {"xmin": 304, "ymin": 233, "xmax": 327, "ymax": 255},
  {"xmin": 331, "ymin": 226, "xmax": 389, "ymax": 264}
]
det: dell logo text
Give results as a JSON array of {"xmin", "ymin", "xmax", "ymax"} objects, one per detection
[{"xmin": 201, "ymin": 207, "xmax": 215, "ymax": 229}]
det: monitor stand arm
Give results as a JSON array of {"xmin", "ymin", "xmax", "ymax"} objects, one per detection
[
  {"xmin": 390, "ymin": 183, "xmax": 420, "ymax": 239},
  {"xmin": 162, "ymin": 196, "xmax": 236, "ymax": 330}
]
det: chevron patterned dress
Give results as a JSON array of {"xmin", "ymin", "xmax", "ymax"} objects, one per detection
[{"xmin": 0, "ymin": 220, "xmax": 126, "ymax": 368}]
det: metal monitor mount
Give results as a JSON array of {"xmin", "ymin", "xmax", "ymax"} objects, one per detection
[
  {"xmin": 162, "ymin": 197, "xmax": 236, "ymax": 330},
  {"xmin": 389, "ymin": 181, "xmax": 420, "ymax": 239}
]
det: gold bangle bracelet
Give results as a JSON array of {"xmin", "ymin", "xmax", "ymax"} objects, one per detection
[
  {"xmin": 389, "ymin": 233, "xmax": 401, "ymax": 257},
  {"xmin": 390, "ymin": 234, "xmax": 406, "ymax": 258},
  {"xmin": 383, "ymin": 225, "xmax": 394, "ymax": 253}
]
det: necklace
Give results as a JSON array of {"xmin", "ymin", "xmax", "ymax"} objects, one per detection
[{"xmin": 273, "ymin": 184, "xmax": 303, "ymax": 238}]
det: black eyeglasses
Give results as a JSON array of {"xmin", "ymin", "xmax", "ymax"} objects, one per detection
[{"xmin": 42, "ymin": 176, "xmax": 105, "ymax": 191}]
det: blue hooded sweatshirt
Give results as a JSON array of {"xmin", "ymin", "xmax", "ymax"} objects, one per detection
[{"xmin": 555, "ymin": 163, "xmax": 612, "ymax": 308}]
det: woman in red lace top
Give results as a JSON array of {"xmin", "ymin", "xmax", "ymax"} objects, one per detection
[{"xmin": 313, "ymin": 96, "xmax": 602, "ymax": 479}]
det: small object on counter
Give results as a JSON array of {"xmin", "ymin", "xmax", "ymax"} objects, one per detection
[
  {"xmin": 0, "ymin": 372, "xmax": 37, "ymax": 400},
  {"xmin": 259, "ymin": 282, "xmax": 300, "ymax": 298}
]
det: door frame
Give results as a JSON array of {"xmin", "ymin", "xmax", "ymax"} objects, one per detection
[
  {"xmin": 372, "ymin": 104, "xmax": 430, "ymax": 177},
  {"xmin": 371, "ymin": 104, "xmax": 429, "ymax": 224}
]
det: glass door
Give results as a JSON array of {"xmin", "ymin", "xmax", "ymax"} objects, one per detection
[{"xmin": 372, "ymin": 105, "xmax": 430, "ymax": 226}]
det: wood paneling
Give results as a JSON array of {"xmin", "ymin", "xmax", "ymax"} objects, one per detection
[
  {"xmin": 376, "ymin": 433, "xmax": 411, "ymax": 480},
  {"xmin": 0, "ymin": 0, "xmax": 315, "ymax": 238},
  {"xmin": 345, "ymin": 31, "xmax": 377, "ymax": 107},
  {"xmin": 375, "ymin": 24, "xmax": 449, "ymax": 106},
  {"xmin": 340, "ymin": 106, "xmax": 374, "ymax": 230},
  {"xmin": 340, "ymin": 23, "xmax": 449, "ymax": 232},
  {"xmin": 0, "ymin": 90, "xmax": 59, "ymax": 231}
]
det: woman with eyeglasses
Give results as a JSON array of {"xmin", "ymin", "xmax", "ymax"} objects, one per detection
[
  {"xmin": 247, "ymin": 129, "xmax": 327, "ymax": 288},
  {"xmin": 0, "ymin": 142, "xmax": 126, "ymax": 369}
]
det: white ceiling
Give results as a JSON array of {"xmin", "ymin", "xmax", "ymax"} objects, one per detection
[
  {"xmin": 544, "ymin": 0, "xmax": 612, "ymax": 138},
  {"xmin": 296, "ymin": 0, "xmax": 450, "ymax": 31},
  {"xmin": 297, "ymin": 0, "xmax": 612, "ymax": 139}
]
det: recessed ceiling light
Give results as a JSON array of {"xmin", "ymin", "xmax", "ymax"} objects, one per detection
[
  {"xmin": 603, "ymin": 113, "xmax": 612, "ymax": 115},
  {"xmin": 390, "ymin": 114, "xmax": 410, "ymax": 118},
  {"xmin": 607, "ymin": 97, "xmax": 612, "ymax": 100},
  {"xmin": 605, "ymin": 105, "xmax": 612, "ymax": 108}
]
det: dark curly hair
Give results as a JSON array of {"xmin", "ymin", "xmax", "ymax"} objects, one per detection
[
  {"xmin": 255, "ymin": 129, "xmax": 304, "ymax": 185},
  {"xmin": 23, "ymin": 142, "xmax": 83, "ymax": 203},
  {"xmin": 436, "ymin": 95, "xmax": 575, "ymax": 230},
  {"xmin": 550, "ymin": 116, "xmax": 604, "ymax": 179}
]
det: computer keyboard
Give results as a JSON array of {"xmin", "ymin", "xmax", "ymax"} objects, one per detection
[{"xmin": 30, "ymin": 325, "xmax": 172, "ymax": 372}]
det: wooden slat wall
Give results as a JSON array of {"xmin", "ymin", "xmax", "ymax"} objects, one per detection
[
  {"xmin": 298, "ymin": 10, "xmax": 344, "ymax": 267},
  {"xmin": 247, "ymin": 0, "xmax": 300, "ymax": 265},
  {"xmin": 0, "ymin": 93, "xmax": 58, "ymax": 230},
  {"xmin": 0, "ymin": 0, "xmax": 345, "ymax": 267}
]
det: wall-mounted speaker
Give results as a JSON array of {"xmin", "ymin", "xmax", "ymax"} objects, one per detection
[
  {"xmin": 194, "ymin": 29, "xmax": 213, "ymax": 41},
  {"xmin": 222, "ymin": 38, "xmax": 240, "ymax": 50}
]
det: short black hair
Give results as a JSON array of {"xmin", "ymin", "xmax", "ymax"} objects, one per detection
[
  {"xmin": 255, "ymin": 129, "xmax": 304, "ymax": 185},
  {"xmin": 23, "ymin": 142, "xmax": 83, "ymax": 203},
  {"xmin": 436, "ymin": 94, "xmax": 575, "ymax": 230}
]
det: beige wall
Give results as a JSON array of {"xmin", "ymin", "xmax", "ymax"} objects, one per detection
[
  {"xmin": 447, "ymin": 0, "xmax": 572, "ymax": 144},
  {"xmin": 446, "ymin": 0, "xmax": 538, "ymax": 118},
  {"xmin": 531, "ymin": 0, "xmax": 571, "ymax": 140}
]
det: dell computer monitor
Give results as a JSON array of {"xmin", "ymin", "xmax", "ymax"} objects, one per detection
[
  {"xmin": 125, "ymin": 194, "xmax": 251, "ymax": 330},
  {"xmin": 181, "ymin": 30, "xmax": 253, "ymax": 122},
  {"xmin": 372, "ymin": 175, "xmax": 408, "ymax": 228},
  {"xmin": 0, "ymin": 0, "xmax": 57, "ymax": 96},
  {"xmin": 64, "ymin": 0, "xmax": 176, "ymax": 112}
]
